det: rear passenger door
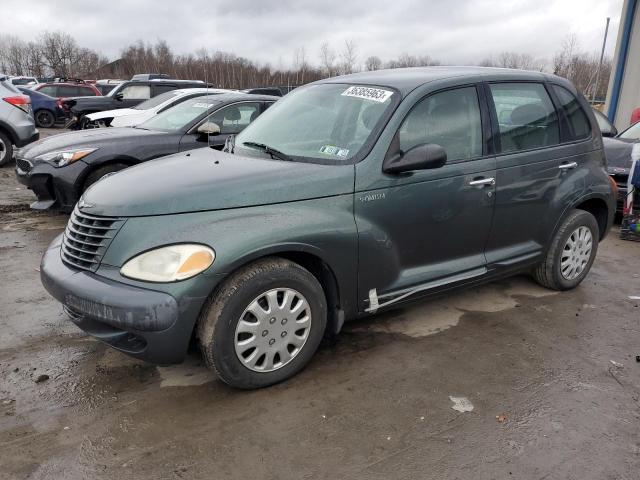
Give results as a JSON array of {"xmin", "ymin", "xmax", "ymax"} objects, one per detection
[{"xmin": 483, "ymin": 82, "xmax": 592, "ymax": 268}]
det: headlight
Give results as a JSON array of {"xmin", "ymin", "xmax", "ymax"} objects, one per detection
[
  {"xmin": 120, "ymin": 244, "xmax": 215, "ymax": 282},
  {"xmin": 36, "ymin": 147, "xmax": 98, "ymax": 167}
]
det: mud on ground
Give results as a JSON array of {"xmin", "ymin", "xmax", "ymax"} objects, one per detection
[{"xmin": 0, "ymin": 146, "xmax": 639, "ymax": 479}]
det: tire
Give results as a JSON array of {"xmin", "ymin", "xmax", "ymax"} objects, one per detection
[
  {"xmin": 35, "ymin": 109, "xmax": 55, "ymax": 128},
  {"xmin": 197, "ymin": 257, "xmax": 327, "ymax": 389},
  {"xmin": 0, "ymin": 130, "xmax": 13, "ymax": 167},
  {"xmin": 533, "ymin": 209, "xmax": 600, "ymax": 291},
  {"xmin": 83, "ymin": 163, "xmax": 129, "ymax": 192}
]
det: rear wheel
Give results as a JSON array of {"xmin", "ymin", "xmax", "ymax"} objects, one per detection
[
  {"xmin": 197, "ymin": 257, "xmax": 327, "ymax": 389},
  {"xmin": 0, "ymin": 130, "xmax": 13, "ymax": 167},
  {"xmin": 533, "ymin": 209, "xmax": 599, "ymax": 290},
  {"xmin": 35, "ymin": 109, "xmax": 55, "ymax": 128},
  {"xmin": 83, "ymin": 163, "xmax": 129, "ymax": 192}
]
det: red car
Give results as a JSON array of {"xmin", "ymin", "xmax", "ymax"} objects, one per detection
[{"xmin": 33, "ymin": 82, "xmax": 102, "ymax": 99}]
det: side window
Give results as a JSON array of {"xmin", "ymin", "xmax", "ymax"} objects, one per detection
[
  {"xmin": 153, "ymin": 84, "xmax": 176, "ymax": 96},
  {"xmin": 58, "ymin": 86, "xmax": 79, "ymax": 97},
  {"xmin": 38, "ymin": 86, "xmax": 58, "ymax": 97},
  {"xmin": 398, "ymin": 86, "xmax": 483, "ymax": 163},
  {"xmin": 79, "ymin": 86, "xmax": 97, "ymax": 96},
  {"xmin": 207, "ymin": 103, "xmax": 261, "ymax": 134},
  {"xmin": 120, "ymin": 85, "xmax": 151, "ymax": 100},
  {"xmin": 490, "ymin": 83, "xmax": 559, "ymax": 153},
  {"xmin": 551, "ymin": 85, "xmax": 591, "ymax": 140}
]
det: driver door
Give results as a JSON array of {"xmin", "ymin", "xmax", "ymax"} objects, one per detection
[
  {"xmin": 179, "ymin": 102, "xmax": 263, "ymax": 151},
  {"xmin": 355, "ymin": 85, "xmax": 497, "ymax": 311}
]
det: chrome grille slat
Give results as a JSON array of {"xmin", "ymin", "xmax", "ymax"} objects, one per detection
[{"xmin": 60, "ymin": 207, "xmax": 124, "ymax": 271}]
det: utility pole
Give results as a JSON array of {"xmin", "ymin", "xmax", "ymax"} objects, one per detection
[{"xmin": 593, "ymin": 16, "xmax": 611, "ymax": 103}]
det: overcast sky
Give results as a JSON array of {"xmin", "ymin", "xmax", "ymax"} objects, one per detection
[{"xmin": 1, "ymin": 0, "xmax": 625, "ymax": 68}]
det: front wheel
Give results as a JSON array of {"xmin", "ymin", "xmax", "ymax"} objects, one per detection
[
  {"xmin": 0, "ymin": 131, "xmax": 12, "ymax": 167},
  {"xmin": 197, "ymin": 257, "xmax": 327, "ymax": 389},
  {"xmin": 533, "ymin": 209, "xmax": 599, "ymax": 290}
]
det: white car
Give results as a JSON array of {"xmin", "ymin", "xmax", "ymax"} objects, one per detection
[{"xmin": 84, "ymin": 87, "xmax": 233, "ymax": 128}]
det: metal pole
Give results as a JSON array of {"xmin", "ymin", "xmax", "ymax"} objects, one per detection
[{"xmin": 593, "ymin": 17, "xmax": 611, "ymax": 103}]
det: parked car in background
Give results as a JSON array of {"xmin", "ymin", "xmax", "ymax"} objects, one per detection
[
  {"xmin": 63, "ymin": 77, "xmax": 211, "ymax": 129},
  {"xmin": 18, "ymin": 87, "xmax": 66, "ymax": 128},
  {"xmin": 0, "ymin": 74, "xmax": 38, "ymax": 166},
  {"xmin": 34, "ymin": 82, "xmax": 102, "ymax": 99},
  {"xmin": 83, "ymin": 87, "xmax": 232, "ymax": 128},
  {"xmin": 38, "ymin": 67, "xmax": 614, "ymax": 389},
  {"xmin": 10, "ymin": 76, "xmax": 38, "ymax": 86},
  {"xmin": 95, "ymin": 79, "xmax": 125, "ymax": 95},
  {"xmin": 15, "ymin": 93, "xmax": 276, "ymax": 209},
  {"xmin": 593, "ymin": 108, "xmax": 639, "ymax": 213}
]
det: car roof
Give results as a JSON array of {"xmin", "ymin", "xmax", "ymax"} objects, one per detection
[
  {"xmin": 39, "ymin": 82, "xmax": 95, "ymax": 87},
  {"xmin": 316, "ymin": 66, "xmax": 563, "ymax": 96},
  {"xmin": 192, "ymin": 92, "xmax": 280, "ymax": 103}
]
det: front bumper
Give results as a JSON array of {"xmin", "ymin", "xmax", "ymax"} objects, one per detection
[
  {"xmin": 40, "ymin": 236, "xmax": 198, "ymax": 364},
  {"xmin": 15, "ymin": 157, "xmax": 86, "ymax": 212}
]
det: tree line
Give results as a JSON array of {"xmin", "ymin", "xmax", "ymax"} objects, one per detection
[{"xmin": 0, "ymin": 31, "xmax": 611, "ymax": 100}]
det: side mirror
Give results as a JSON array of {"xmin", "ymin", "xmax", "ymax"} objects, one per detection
[
  {"xmin": 197, "ymin": 122, "xmax": 221, "ymax": 137},
  {"xmin": 114, "ymin": 92, "xmax": 123, "ymax": 101},
  {"xmin": 383, "ymin": 143, "xmax": 447, "ymax": 174}
]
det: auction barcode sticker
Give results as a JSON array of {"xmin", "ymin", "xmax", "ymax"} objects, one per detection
[{"xmin": 342, "ymin": 86, "xmax": 393, "ymax": 103}]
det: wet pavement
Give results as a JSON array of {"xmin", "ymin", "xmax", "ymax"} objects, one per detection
[{"xmin": 1, "ymin": 136, "xmax": 639, "ymax": 479}]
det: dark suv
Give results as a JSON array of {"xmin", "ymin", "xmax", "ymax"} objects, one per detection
[
  {"xmin": 40, "ymin": 67, "xmax": 615, "ymax": 389},
  {"xmin": 63, "ymin": 78, "xmax": 209, "ymax": 128}
]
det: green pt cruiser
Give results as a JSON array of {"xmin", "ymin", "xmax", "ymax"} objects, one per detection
[{"xmin": 41, "ymin": 67, "xmax": 616, "ymax": 389}]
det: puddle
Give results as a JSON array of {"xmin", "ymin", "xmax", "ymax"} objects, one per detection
[
  {"xmin": 351, "ymin": 277, "xmax": 557, "ymax": 338},
  {"xmin": 157, "ymin": 356, "xmax": 212, "ymax": 387}
]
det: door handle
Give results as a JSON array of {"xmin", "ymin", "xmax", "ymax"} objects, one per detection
[
  {"xmin": 469, "ymin": 177, "xmax": 495, "ymax": 186},
  {"xmin": 559, "ymin": 162, "xmax": 578, "ymax": 170}
]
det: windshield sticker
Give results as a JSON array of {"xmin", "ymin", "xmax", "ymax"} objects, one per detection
[
  {"xmin": 342, "ymin": 86, "xmax": 393, "ymax": 103},
  {"xmin": 319, "ymin": 145, "xmax": 349, "ymax": 157}
]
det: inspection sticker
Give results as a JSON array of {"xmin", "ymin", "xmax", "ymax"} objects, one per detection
[
  {"xmin": 319, "ymin": 145, "xmax": 350, "ymax": 157},
  {"xmin": 342, "ymin": 85, "xmax": 393, "ymax": 103}
]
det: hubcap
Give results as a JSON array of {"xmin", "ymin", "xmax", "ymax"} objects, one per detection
[
  {"xmin": 234, "ymin": 288, "xmax": 312, "ymax": 372},
  {"xmin": 0, "ymin": 138, "xmax": 6, "ymax": 162},
  {"xmin": 560, "ymin": 226, "xmax": 593, "ymax": 280}
]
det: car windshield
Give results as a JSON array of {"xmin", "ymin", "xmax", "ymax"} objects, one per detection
[
  {"xmin": 133, "ymin": 90, "xmax": 182, "ymax": 110},
  {"xmin": 235, "ymin": 83, "xmax": 397, "ymax": 163},
  {"xmin": 618, "ymin": 121, "xmax": 640, "ymax": 140},
  {"xmin": 140, "ymin": 96, "xmax": 220, "ymax": 131}
]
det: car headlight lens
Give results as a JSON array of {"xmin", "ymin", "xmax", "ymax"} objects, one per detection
[
  {"xmin": 37, "ymin": 147, "xmax": 98, "ymax": 167},
  {"xmin": 120, "ymin": 244, "xmax": 215, "ymax": 282}
]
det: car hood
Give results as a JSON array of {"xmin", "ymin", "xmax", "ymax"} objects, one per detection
[
  {"xmin": 603, "ymin": 136, "xmax": 636, "ymax": 174},
  {"xmin": 87, "ymin": 108, "xmax": 139, "ymax": 121},
  {"xmin": 20, "ymin": 127, "xmax": 160, "ymax": 161},
  {"xmin": 82, "ymin": 148, "xmax": 355, "ymax": 217}
]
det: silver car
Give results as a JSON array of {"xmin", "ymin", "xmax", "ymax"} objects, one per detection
[{"xmin": 0, "ymin": 74, "xmax": 39, "ymax": 166}]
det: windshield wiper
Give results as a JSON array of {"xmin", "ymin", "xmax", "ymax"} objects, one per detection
[{"xmin": 242, "ymin": 141, "xmax": 293, "ymax": 162}]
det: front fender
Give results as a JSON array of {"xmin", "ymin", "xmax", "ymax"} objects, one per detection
[{"xmin": 101, "ymin": 194, "xmax": 359, "ymax": 318}]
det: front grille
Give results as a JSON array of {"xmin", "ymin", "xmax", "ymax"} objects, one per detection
[
  {"xmin": 16, "ymin": 157, "xmax": 32, "ymax": 173},
  {"xmin": 61, "ymin": 207, "xmax": 124, "ymax": 271}
]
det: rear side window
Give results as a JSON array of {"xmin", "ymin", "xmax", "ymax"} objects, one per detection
[
  {"xmin": 490, "ymin": 83, "xmax": 559, "ymax": 153},
  {"xmin": 78, "ymin": 86, "xmax": 97, "ymax": 96},
  {"xmin": 58, "ymin": 86, "xmax": 80, "ymax": 97},
  {"xmin": 398, "ymin": 86, "xmax": 483, "ymax": 163},
  {"xmin": 551, "ymin": 85, "xmax": 591, "ymax": 140},
  {"xmin": 38, "ymin": 86, "xmax": 58, "ymax": 97}
]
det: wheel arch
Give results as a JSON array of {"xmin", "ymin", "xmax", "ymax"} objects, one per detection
[
  {"xmin": 79, "ymin": 156, "xmax": 138, "ymax": 192},
  {"xmin": 552, "ymin": 194, "xmax": 612, "ymax": 244},
  {"xmin": 214, "ymin": 244, "xmax": 346, "ymax": 337},
  {"xmin": 0, "ymin": 120, "xmax": 18, "ymax": 145}
]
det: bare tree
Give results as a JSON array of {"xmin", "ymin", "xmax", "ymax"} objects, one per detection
[
  {"xmin": 364, "ymin": 55, "xmax": 382, "ymax": 71},
  {"xmin": 340, "ymin": 39, "xmax": 358, "ymax": 74},
  {"xmin": 319, "ymin": 42, "xmax": 337, "ymax": 76}
]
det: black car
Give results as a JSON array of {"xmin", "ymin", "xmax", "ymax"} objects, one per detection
[
  {"xmin": 594, "ymin": 109, "xmax": 640, "ymax": 212},
  {"xmin": 64, "ymin": 78, "xmax": 211, "ymax": 129},
  {"xmin": 16, "ymin": 93, "xmax": 277, "ymax": 211}
]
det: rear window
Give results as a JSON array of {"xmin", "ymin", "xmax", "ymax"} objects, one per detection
[{"xmin": 552, "ymin": 85, "xmax": 591, "ymax": 140}]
